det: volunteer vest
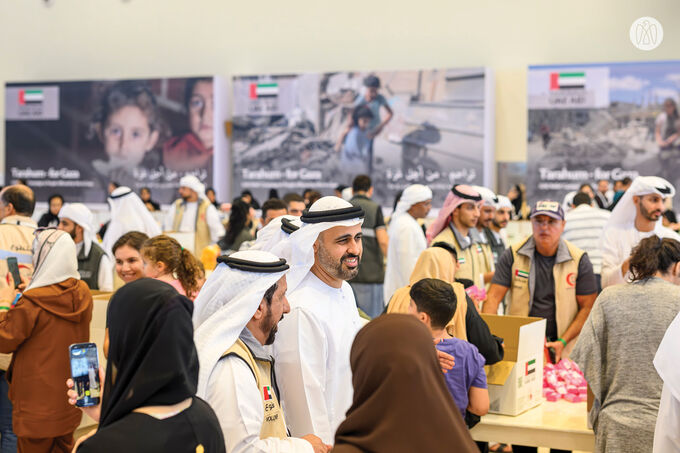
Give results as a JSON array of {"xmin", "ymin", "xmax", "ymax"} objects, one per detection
[
  {"xmin": 77, "ymin": 242, "xmax": 106, "ymax": 290},
  {"xmin": 350, "ymin": 195, "xmax": 384, "ymax": 283},
  {"xmin": 222, "ymin": 339, "xmax": 288, "ymax": 439},
  {"xmin": 431, "ymin": 227, "xmax": 494, "ymax": 285},
  {"xmin": 172, "ymin": 198, "xmax": 212, "ymax": 256},
  {"xmin": 508, "ymin": 236, "xmax": 584, "ymax": 356},
  {"xmin": 483, "ymin": 227, "xmax": 506, "ymax": 265}
]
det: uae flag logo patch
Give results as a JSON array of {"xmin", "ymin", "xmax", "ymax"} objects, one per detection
[
  {"xmin": 249, "ymin": 83, "xmax": 279, "ymax": 99},
  {"xmin": 550, "ymin": 72, "xmax": 585, "ymax": 90},
  {"xmin": 515, "ymin": 269, "xmax": 529, "ymax": 279},
  {"xmin": 18, "ymin": 89, "xmax": 44, "ymax": 105},
  {"xmin": 263, "ymin": 385, "xmax": 274, "ymax": 401},
  {"xmin": 525, "ymin": 359, "xmax": 536, "ymax": 376}
]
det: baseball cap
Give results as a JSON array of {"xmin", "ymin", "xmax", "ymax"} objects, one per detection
[{"xmin": 530, "ymin": 200, "xmax": 564, "ymax": 220}]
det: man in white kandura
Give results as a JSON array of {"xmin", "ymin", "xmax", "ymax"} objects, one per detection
[
  {"xmin": 193, "ymin": 250, "xmax": 329, "ymax": 453},
  {"xmin": 58, "ymin": 203, "xmax": 113, "ymax": 292},
  {"xmin": 272, "ymin": 197, "xmax": 366, "ymax": 444},
  {"xmin": 163, "ymin": 175, "xmax": 224, "ymax": 255},
  {"xmin": 383, "ymin": 184, "xmax": 432, "ymax": 305},
  {"xmin": 601, "ymin": 176, "xmax": 680, "ymax": 288}
]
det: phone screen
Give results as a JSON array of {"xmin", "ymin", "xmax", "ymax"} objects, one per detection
[
  {"xmin": 69, "ymin": 343, "xmax": 101, "ymax": 407},
  {"xmin": 6, "ymin": 257, "xmax": 21, "ymax": 289}
]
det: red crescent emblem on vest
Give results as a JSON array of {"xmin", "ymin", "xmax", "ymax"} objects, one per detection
[{"xmin": 566, "ymin": 272, "xmax": 576, "ymax": 287}]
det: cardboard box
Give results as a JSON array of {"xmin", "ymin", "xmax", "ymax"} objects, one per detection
[{"xmin": 481, "ymin": 314, "xmax": 546, "ymax": 416}]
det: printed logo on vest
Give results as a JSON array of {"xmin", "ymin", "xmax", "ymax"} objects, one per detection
[
  {"xmin": 476, "ymin": 244, "xmax": 483, "ymax": 254},
  {"xmin": 263, "ymin": 385, "xmax": 274, "ymax": 401},
  {"xmin": 515, "ymin": 269, "xmax": 529, "ymax": 279},
  {"xmin": 458, "ymin": 257, "xmax": 466, "ymax": 264},
  {"xmin": 566, "ymin": 272, "xmax": 576, "ymax": 287}
]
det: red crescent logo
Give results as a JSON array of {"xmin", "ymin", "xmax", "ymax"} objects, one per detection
[{"xmin": 566, "ymin": 272, "xmax": 576, "ymax": 287}]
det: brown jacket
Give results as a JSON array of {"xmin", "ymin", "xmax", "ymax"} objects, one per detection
[{"xmin": 0, "ymin": 278, "xmax": 92, "ymax": 437}]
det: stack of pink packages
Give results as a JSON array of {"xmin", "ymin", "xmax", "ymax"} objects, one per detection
[{"xmin": 543, "ymin": 359, "xmax": 588, "ymax": 403}]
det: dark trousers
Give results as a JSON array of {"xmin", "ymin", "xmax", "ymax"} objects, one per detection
[
  {"xmin": 0, "ymin": 371, "xmax": 16, "ymax": 453},
  {"xmin": 17, "ymin": 434, "xmax": 72, "ymax": 453},
  {"xmin": 511, "ymin": 447, "xmax": 570, "ymax": 453}
]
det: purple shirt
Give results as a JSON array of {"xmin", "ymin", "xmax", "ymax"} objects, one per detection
[{"xmin": 435, "ymin": 337, "xmax": 487, "ymax": 418}]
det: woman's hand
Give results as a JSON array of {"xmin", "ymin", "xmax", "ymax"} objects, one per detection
[{"xmin": 66, "ymin": 365, "xmax": 105, "ymax": 422}]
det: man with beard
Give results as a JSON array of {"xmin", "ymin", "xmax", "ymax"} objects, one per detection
[
  {"xmin": 471, "ymin": 186, "xmax": 499, "ymax": 278},
  {"xmin": 601, "ymin": 176, "xmax": 680, "ymax": 288},
  {"xmin": 163, "ymin": 175, "xmax": 224, "ymax": 255},
  {"xmin": 193, "ymin": 250, "xmax": 330, "ymax": 453},
  {"xmin": 271, "ymin": 197, "xmax": 366, "ymax": 445},
  {"xmin": 486, "ymin": 195, "xmax": 513, "ymax": 264},
  {"xmin": 58, "ymin": 203, "xmax": 113, "ymax": 291}
]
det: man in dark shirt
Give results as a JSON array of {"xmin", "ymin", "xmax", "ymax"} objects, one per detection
[{"xmin": 349, "ymin": 175, "xmax": 388, "ymax": 318}]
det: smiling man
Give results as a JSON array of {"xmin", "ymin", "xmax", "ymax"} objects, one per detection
[
  {"xmin": 483, "ymin": 200, "xmax": 597, "ymax": 363},
  {"xmin": 601, "ymin": 176, "xmax": 680, "ymax": 288},
  {"xmin": 272, "ymin": 197, "xmax": 366, "ymax": 445}
]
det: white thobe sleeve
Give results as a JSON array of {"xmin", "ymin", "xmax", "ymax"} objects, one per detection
[
  {"xmin": 275, "ymin": 308, "xmax": 332, "ymax": 444},
  {"xmin": 163, "ymin": 204, "xmax": 177, "ymax": 232},
  {"xmin": 653, "ymin": 384, "xmax": 680, "ymax": 453},
  {"xmin": 600, "ymin": 231, "xmax": 625, "ymax": 288},
  {"xmin": 395, "ymin": 223, "xmax": 422, "ymax": 286},
  {"xmin": 97, "ymin": 253, "xmax": 114, "ymax": 292},
  {"xmin": 206, "ymin": 204, "xmax": 225, "ymax": 244},
  {"xmin": 206, "ymin": 356, "xmax": 314, "ymax": 453}
]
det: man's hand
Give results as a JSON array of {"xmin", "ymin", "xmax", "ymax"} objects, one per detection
[
  {"xmin": 621, "ymin": 258, "xmax": 631, "ymax": 276},
  {"xmin": 66, "ymin": 365, "xmax": 105, "ymax": 422},
  {"xmin": 545, "ymin": 340, "xmax": 565, "ymax": 363},
  {"xmin": 434, "ymin": 338, "xmax": 455, "ymax": 373},
  {"xmin": 301, "ymin": 434, "xmax": 332, "ymax": 453}
]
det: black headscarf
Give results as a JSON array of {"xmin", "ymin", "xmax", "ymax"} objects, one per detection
[{"xmin": 99, "ymin": 278, "xmax": 198, "ymax": 428}]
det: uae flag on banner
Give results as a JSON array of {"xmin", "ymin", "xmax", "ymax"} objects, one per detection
[
  {"xmin": 525, "ymin": 359, "xmax": 536, "ymax": 376},
  {"xmin": 549, "ymin": 72, "xmax": 585, "ymax": 90},
  {"xmin": 18, "ymin": 89, "xmax": 44, "ymax": 105},
  {"xmin": 249, "ymin": 83, "xmax": 279, "ymax": 99}
]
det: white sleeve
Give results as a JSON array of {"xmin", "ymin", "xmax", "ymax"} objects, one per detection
[
  {"xmin": 97, "ymin": 254, "xmax": 114, "ymax": 292},
  {"xmin": 396, "ymin": 223, "xmax": 422, "ymax": 285},
  {"xmin": 653, "ymin": 384, "xmax": 680, "ymax": 453},
  {"xmin": 163, "ymin": 204, "xmax": 177, "ymax": 232},
  {"xmin": 206, "ymin": 204, "xmax": 225, "ymax": 244},
  {"xmin": 274, "ymin": 307, "xmax": 333, "ymax": 444},
  {"xmin": 206, "ymin": 356, "xmax": 314, "ymax": 453},
  {"xmin": 600, "ymin": 230, "xmax": 625, "ymax": 288}
]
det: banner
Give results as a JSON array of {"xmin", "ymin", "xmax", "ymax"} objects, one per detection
[
  {"xmin": 232, "ymin": 68, "xmax": 494, "ymax": 207},
  {"xmin": 527, "ymin": 61, "xmax": 680, "ymax": 208},
  {"xmin": 5, "ymin": 77, "xmax": 227, "ymax": 203}
]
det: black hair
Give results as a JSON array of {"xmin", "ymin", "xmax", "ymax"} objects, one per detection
[
  {"xmin": 572, "ymin": 192, "xmax": 592, "ymax": 207},
  {"xmin": 363, "ymin": 75, "xmax": 381, "ymax": 88},
  {"xmin": 431, "ymin": 241, "xmax": 458, "ymax": 259},
  {"xmin": 352, "ymin": 105, "xmax": 374, "ymax": 126},
  {"xmin": 48, "ymin": 193, "xmax": 64, "ymax": 204},
  {"xmin": 392, "ymin": 190, "xmax": 403, "ymax": 212},
  {"xmin": 268, "ymin": 189, "xmax": 279, "ymax": 200},
  {"xmin": 629, "ymin": 235, "xmax": 680, "ymax": 281},
  {"xmin": 335, "ymin": 184, "xmax": 348, "ymax": 193},
  {"xmin": 578, "ymin": 183, "xmax": 592, "ymax": 192},
  {"xmin": 283, "ymin": 192, "xmax": 305, "ymax": 204},
  {"xmin": 622, "ymin": 177, "xmax": 632, "ymax": 186},
  {"xmin": 205, "ymin": 187, "xmax": 215, "ymax": 195},
  {"xmin": 184, "ymin": 77, "xmax": 213, "ymax": 111},
  {"xmin": 352, "ymin": 175, "xmax": 372, "ymax": 193},
  {"xmin": 664, "ymin": 210, "xmax": 678, "ymax": 224},
  {"xmin": 263, "ymin": 281, "xmax": 278, "ymax": 306},
  {"xmin": 1, "ymin": 186, "xmax": 35, "ymax": 216},
  {"xmin": 223, "ymin": 200, "xmax": 250, "ymax": 247},
  {"xmin": 409, "ymin": 278, "xmax": 457, "ymax": 330},
  {"xmin": 261, "ymin": 198, "xmax": 288, "ymax": 219}
]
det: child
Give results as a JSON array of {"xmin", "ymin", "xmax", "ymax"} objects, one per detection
[
  {"xmin": 141, "ymin": 235, "xmax": 203, "ymax": 300},
  {"xmin": 409, "ymin": 278, "xmax": 489, "ymax": 424}
]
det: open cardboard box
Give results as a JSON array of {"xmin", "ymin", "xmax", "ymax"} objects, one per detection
[{"xmin": 481, "ymin": 314, "xmax": 546, "ymax": 416}]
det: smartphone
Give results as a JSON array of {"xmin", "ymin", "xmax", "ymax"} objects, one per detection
[
  {"xmin": 6, "ymin": 257, "xmax": 21, "ymax": 289},
  {"xmin": 69, "ymin": 343, "xmax": 101, "ymax": 407}
]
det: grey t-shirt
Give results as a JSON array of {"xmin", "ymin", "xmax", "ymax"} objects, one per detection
[{"xmin": 492, "ymin": 248, "xmax": 597, "ymax": 339}]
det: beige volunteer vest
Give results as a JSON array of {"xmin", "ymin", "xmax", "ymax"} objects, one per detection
[
  {"xmin": 222, "ymin": 339, "xmax": 288, "ymax": 439},
  {"xmin": 431, "ymin": 227, "xmax": 494, "ymax": 285},
  {"xmin": 172, "ymin": 198, "xmax": 212, "ymax": 256},
  {"xmin": 509, "ymin": 237, "xmax": 584, "ymax": 356}
]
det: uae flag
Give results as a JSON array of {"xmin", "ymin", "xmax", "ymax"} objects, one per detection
[
  {"xmin": 525, "ymin": 359, "xmax": 536, "ymax": 376},
  {"xmin": 263, "ymin": 385, "xmax": 274, "ymax": 401},
  {"xmin": 515, "ymin": 269, "xmax": 529, "ymax": 279},
  {"xmin": 18, "ymin": 89, "xmax": 44, "ymax": 105},
  {"xmin": 249, "ymin": 83, "xmax": 279, "ymax": 99},
  {"xmin": 550, "ymin": 72, "xmax": 585, "ymax": 90}
]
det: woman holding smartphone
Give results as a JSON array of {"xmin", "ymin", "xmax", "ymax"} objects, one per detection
[
  {"xmin": 67, "ymin": 279, "xmax": 224, "ymax": 452},
  {"xmin": 0, "ymin": 228, "xmax": 93, "ymax": 453}
]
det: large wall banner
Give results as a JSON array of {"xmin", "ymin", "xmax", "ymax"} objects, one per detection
[
  {"xmin": 527, "ymin": 60, "xmax": 680, "ymax": 207},
  {"xmin": 5, "ymin": 77, "xmax": 229, "ymax": 203},
  {"xmin": 232, "ymin": 68, "xmax": 494, "ymax": 207}
]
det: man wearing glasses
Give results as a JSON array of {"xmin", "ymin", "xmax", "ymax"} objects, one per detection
[{"xmin": 483, "ymin": 200, "xmax": 597, "ymax": 363}]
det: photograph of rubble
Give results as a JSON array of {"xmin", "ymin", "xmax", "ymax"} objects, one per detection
[
  {"xmin": 527, "ymin": 60, "xmax": 680, "ymax": 209},
  {"xmin": 232, "ymin": 68, "xmax": 494, "ymax": 208}
]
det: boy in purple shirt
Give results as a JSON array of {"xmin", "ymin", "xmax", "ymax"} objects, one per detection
[{"xmin": 409, "ymin": 278, "xmax": 489, "ymax": 421}]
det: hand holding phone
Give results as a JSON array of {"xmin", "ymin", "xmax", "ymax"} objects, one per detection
[
  {"xmin": 68, "ymin": 343, "xmax": 102, "ymax": 409},
  {"xmin": 6, "ymin": 257, "xmax": 21, "ymax": 290}
]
